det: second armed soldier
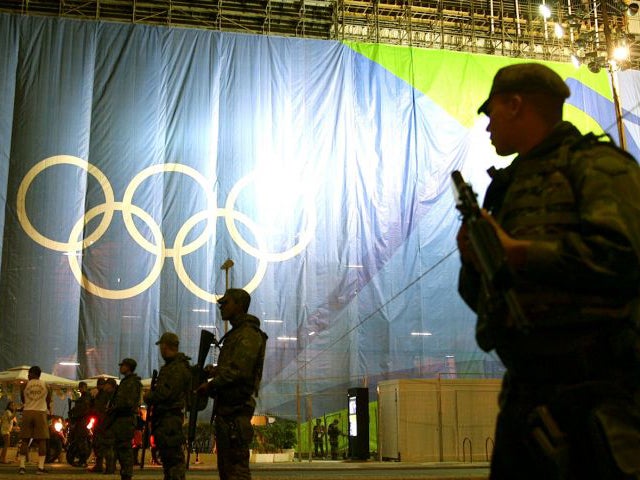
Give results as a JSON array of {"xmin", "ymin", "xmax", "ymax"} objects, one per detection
[
  {"xmin": 104, "ymin": 359, "xmax": 142, "ymax": 480},
  {"xmin": 143, "ymin": 332, "xmax": 192, "ymax": 480}
]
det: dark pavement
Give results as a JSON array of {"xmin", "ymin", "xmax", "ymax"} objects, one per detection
[{"xmin": 0, "ymin": 460, "xmax": 490, "ymax": 479}]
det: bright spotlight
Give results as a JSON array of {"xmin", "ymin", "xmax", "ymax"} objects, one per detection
[
  {"xmin": 613, "ymin": 45, "xmax": 630, "ymax": 61},
  {"xmin": 539, "ymin": 4, "xmax": 552, "ymax": 19}
]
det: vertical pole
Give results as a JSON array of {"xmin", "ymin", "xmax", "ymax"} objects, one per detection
[
  {"xmin": 609, "ymin": 67, "xmax": 627, "ymax": 150},
  {"xmin": 567, "ymin": 0, "xmax": 574, "ymax": 44},
  {"xmin": 220, "ymin": 259, "xmax": 234, "ymax": 334},
  {"xmin": 306, "ymin": 394, "xmax": 313, "ymax": 462},
  {"xmin": 602, "ymin": 5, "xmax": 627, "ymax": 151},
  {"xmin": 296, "ymin": 383, "xmax": 302, "ymax": 462}
]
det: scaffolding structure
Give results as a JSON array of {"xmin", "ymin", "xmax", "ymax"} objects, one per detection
[{"xmin": 0, "ymin": 0, "xmax": 638, "ymax": 69}]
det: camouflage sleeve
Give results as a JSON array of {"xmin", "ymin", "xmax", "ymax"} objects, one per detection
[
  {"xmin": 522, "ymin": 148, "xmax": 640, "ymax": 293},
  {"xmin": 210, "ymin": 328, "xmax": 263, "ymax": 390},
  {"xmin": 113, "ymin": 377, "xmax": 141, "ymax": 414},
  {"xmin": 145, "ymin": 369, "xmax": 177, "ymax": 406},
  {"xmin": 145, "ymin": 362, "xmax": 189, "ymax": 407}
]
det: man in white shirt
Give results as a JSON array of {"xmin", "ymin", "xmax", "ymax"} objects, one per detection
[{"xmin": 18, "ymin": 366, "xmax": 51, "ymax": 475}]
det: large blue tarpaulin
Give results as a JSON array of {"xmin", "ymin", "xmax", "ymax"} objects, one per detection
[{"xmin": 0, "ymin": 12, "xmax": 639, "ymax": 415}]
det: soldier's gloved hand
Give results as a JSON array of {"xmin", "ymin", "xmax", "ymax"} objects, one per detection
[
  {"xmin": 195, "ymin": 382, "xmax": 210, "ymax": 397},
  {"xmin": 203, "ymin": 364, "xmax": 218, "ymax": 378},
  {"xmin": 479, "ymin": 210, "xmax": 530, "ymax": 270},
  {"xmin": 456, "ymin": 224, "xmax": 481, "ymax": 270}
]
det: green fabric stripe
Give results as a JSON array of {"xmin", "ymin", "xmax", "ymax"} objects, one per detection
[{"xmin": 345, "ymin": 42, "xmax": 610, "ymax": 134}]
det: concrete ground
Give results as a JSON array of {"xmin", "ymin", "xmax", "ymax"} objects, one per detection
[{"xmin": 0, "ymin": 459, "xmax": 490, "ymax": 479}]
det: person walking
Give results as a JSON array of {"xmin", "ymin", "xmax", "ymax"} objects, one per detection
[
  {"xmin": 457, "ymin": 62, "xmax": 640, "ymax": 479},
  {"xmin": 143, "ymin": 333, "xmax": 191, "ymax": 480},
  {"xmin": 198, "ymin": 288, "xmax": 267, "ymax": 480},
  {"xmin": 17, "ymin": 366, "xmax": 51, "ymax": 475}
]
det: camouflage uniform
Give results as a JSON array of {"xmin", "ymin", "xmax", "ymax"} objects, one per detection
[
  {"xmin": 104, "ymin": 373, "xmax": 142, "ymax": 480},
  {"xmin": 91, "ymin": 386, "xmax": 112, "ymax": 471},
  {"xmin": 144, "ymin": 352, "xmax": 191, "ymax": 480},
  {"xmin": 67, "ymin": 391, "xmax": 92, "ymax": 465},
  {"xmin": 207, "ymin": 314, "xmax": 267, "ymax": 480},
  {"xmin": 459, "ymin": 122, "xmax": 640, "ymax": 479}
]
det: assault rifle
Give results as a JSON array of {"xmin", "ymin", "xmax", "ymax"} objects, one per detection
[
  {"xmin": 140, "ymin": 369, "xmax": 158, "ymax": 469},
  {"xmin": 451, "ymin": 170, "xmax": 530, "ymax": 332},
  {"xmin": 186, "ymin": 329, "xmax": 216, "ymax": 469}
]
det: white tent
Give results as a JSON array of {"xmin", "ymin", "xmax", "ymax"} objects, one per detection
[
  {"xmin": 78, "ymin": 374, "xmax": 119, "ymax": 389},
  {"xmin": 0, "ymin": 365, "xmax": 77, "ymax": 399}
]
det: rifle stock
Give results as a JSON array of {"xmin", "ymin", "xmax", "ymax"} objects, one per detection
[
  {"xmin": 451, "ymin": 170, "xmax": 530, "ymax": 331},
  {"xmin": 186, "ymin": 329, "xmax": 216, "ymax": 469},
  {"xmin": 140, "ymin": 369, "xmax": 158, "ymax": 470}
]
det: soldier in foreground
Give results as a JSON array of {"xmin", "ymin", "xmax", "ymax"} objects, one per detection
[
  {"xmin": 457, "ymin": 63, "xmax": 640, "ymax": 479},
  {"xmin": 143, "ymin": 333, "xmax": 191, "ymax": 480}
]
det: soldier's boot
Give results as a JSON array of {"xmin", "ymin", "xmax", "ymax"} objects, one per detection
[
  {"xmin": 120, "ymin": 476, "xmax": 132, "ymax": 480},
  {"xmin": 89, "ymin": 456, "xmax": 104, "ymax": 473},
  {"xmin": 104, "ymin": 457, "xmax": 116, "ymax": 474}
]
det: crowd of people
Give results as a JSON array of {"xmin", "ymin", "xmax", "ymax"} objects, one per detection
[
  {"xmin": 0, "ymin": 363, "xmax": 144, "ymax": 477},
  {"xmin": 0, "ymin": 287, "xmax": 269, "ymax": 480}
]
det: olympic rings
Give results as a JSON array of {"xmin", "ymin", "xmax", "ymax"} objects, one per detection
[
  {"xmin": 67, "ymin": 202, "xmax": 165, "ymax": 300},
  {"xmin": 173, "ymin": 208, "xmax": 268, "ymax": 302},
  {"xmin": 17, "ymin": 155, "xmax": 116, "ymax": 252},
  {"xmin": 122, "ymin": 163, "xmax": 217, "ymax": 257},
  {"xmin": 16, "ymin": 155, "xmax": 316, "ymax": 302},
  {"xmin": 225, "ymin": 170, "xmax": 316, "ymax": 262}
]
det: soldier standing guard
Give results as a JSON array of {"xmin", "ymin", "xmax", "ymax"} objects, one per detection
[
  {"xmin": 101, "ymin": 379, "xmax": 118, "ymax": 473},
  {"xmin": 68, "ymin": 381, "xmax": 92, "ymax": 467},
  {"xmin": 457, "ymin": 63, "xmax": 640, "ymax": 479},
  {"xmin": 89, "ymin": 377, "xmax": 110, "ymax": 472},
  {"xmin": 198, "ymin": 288, "xmax": 267, "ymax": 480},
  {"xmin": 143, "ymin": 332, "xmax": 192, "ymax": 480},
  {"xmin": 104, "ymin": 359, "xmax": 142, "ymax": 480}
]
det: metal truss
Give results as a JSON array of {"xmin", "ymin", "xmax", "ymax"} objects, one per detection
[
  {"xmin": 0, "ymin": 0, "xmax": 335, "ymax": 38},
  {"xmin": 0, "ymin": 0, "xmax": 638, "ymax": 69},
  {"xmin": 334, "ymin": 0, "xmax": 640, "ymax": 69}
]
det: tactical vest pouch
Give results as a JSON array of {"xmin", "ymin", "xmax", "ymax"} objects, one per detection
[
  {"xmin": 592, "ymin": 400, "xmax": 640, "ymax": 476},
  {"xmin": 214, "ymin": 415, "xmax": 254, "ymax": 449},
  {"xmin": 529, "ymin": 405, "xmax": 572, "ymax": 479},
  {"xmin": 529, "ymin": 383, "xmax": 640, "ymax": 480}
]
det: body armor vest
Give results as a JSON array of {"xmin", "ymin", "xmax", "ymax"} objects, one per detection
[{"xmin": 476, "ymin": 133, "xmax": 638, "ymax": 355}]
